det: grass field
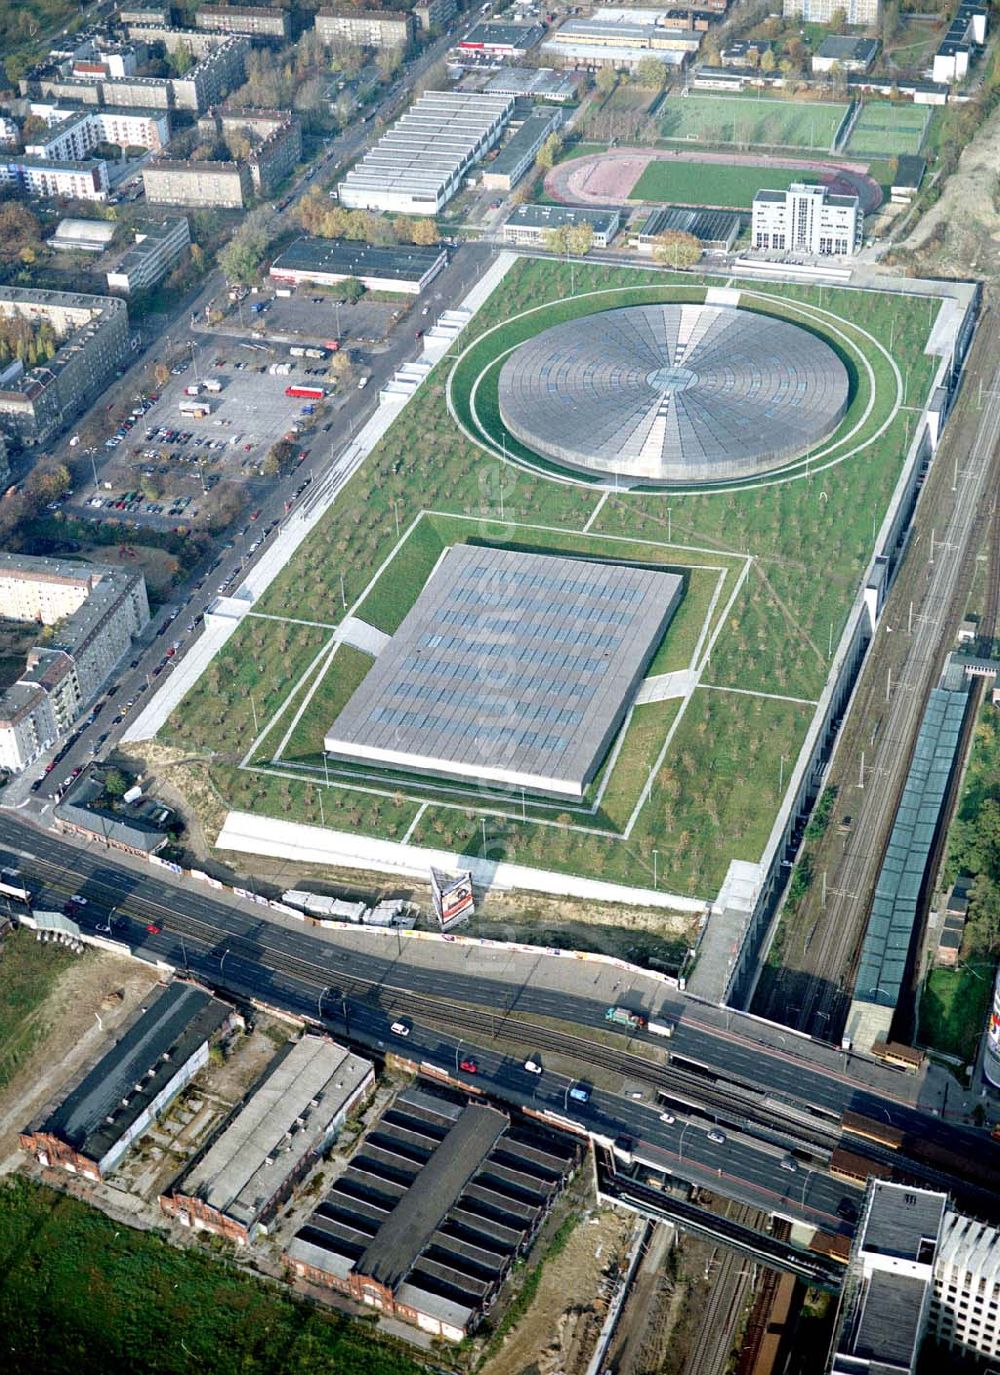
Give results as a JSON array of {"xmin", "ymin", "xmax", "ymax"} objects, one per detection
[
  {"xmin": 628, "ymin": 160, "xmax": 820, "ymax": 208},
  {"xmin": 0, "ymin": 1177, "xmax": 429, "ymax": 1375},
  {"xmin": 659, "ymin": 93, "xmax": 847, "ymax": 151},
  {"xmin": 845, "ymin": 101, "xmax": 929, "ymax": 157},
  {"xmin": 0, "ymin": 932, "xmax": 73, "ymax": 1094},
  {"xmin": 919, "ymin": 966, "xmax": 994, "ymax": 1065},
  {"xmin": 162, "ymin": 258, "xmax": 940, "ymax": 902}
]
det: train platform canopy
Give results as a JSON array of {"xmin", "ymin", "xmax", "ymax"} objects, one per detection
[{"xmin": 324, "ymin": 544, "xmax": 683, "ymax": 799}]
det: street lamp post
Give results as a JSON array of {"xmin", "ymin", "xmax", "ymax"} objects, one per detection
[
  {"xmin": 455, "ymin": 1039, "xmax": 463, "ymax": 1072},
  {"xmin": 318, "ymin": 984, "xmax": 331, "ymax": 1022}
]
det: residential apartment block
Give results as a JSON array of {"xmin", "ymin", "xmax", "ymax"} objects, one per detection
[
  {"xmin": 143, "ymin": 156, "xmax": 250, "ymax": 206},
  {"xmin": 106, "ymin": 216, "xmax": 190, "ymax": 294},
  {"xmin": 171, "ymin": 35, "xmax": 250, "ymax": 111},
  {"xmin": 0, "ymin": 287, "xmax": 129, "ymax": 443},
  {"xmin": 0, "ymin": 554, "xmax": 149, "ymax": 773},
  {"xmin": 752, "ymin": 182, "xmax": 863, "ymax": 256},
  {"xmin": 26, "ymin": 104, "xmax": 170, "ymax": 157},
  {"xmin": 415, "ymin": 0, "xmax": 457, "ymax": 31},
  {"xmin": 195, "ymin": 5, "xmax": 291, "ymax": 41},
  {"xmin": 197, "ymin": 106, "xmax": 301, "ymax": 194},
  {"xmin": 315, "ymin": 7, "xmax": 415, "ymax": 52},
  {"xmin": 0, "ymin": 155, "xmax": 110, "ymax": 200},
  {"xmin": 782, "ymin": 0, "xmax": 881, "ymax": 24}
]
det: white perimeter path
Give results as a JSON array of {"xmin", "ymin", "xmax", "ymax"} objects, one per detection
[{"xmin": 124, "ymin": 252, "xmax": 520, "ymax": 744}]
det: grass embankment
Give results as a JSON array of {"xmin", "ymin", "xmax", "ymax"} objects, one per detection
[
  {"xmin": 0, "ymin": 932, "xmax": 74, "ymax": 1094},
  {"xmin": 0, "ymin": 1177, "xmax": 429, "ymax": 1375}
]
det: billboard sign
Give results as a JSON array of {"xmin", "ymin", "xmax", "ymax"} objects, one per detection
[{"xmin": 430, "ymin": 867, "xmax": 474, "ymax": 931}]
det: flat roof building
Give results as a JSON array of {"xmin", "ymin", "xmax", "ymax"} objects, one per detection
[
  {"xmin": 286, "ymin": 1083, "xmax": 579, "ymax": 1341},
  {"xmin": 270, "ymin": 237, "xmax": 447, "ymax": 295},
  {"xmin": 783, "ymin": 0, "xmax": 881, "ymax": 24},
  {"xmin": 144, "ymin": 157, "xmax": 250, "ymax": 207},
  {"xmin": 160, "ymin": 1036, "xmax": 374, "ymax": 1245},
  {"xmin": 481, "ymin": 108, "xmax": 562, "ymax": 190},
  {"xmin": 195, "ymin": 5, "xmax": 291, "ymax": 41},
  {"xmin": 316, "ymin": 7, "xmax": 415, "ymax": 53},
  {"xmin": 337, "ymin": 90, "xmax": 514, "ymax": 215},
  {"xmin": 484, "ymin": 65, "xmax": 580, "ymax": 103},
  {"xmin": 106, "ymin": 215, "xmax": 190, "ymax": 295},
  {"xmin": 324, "ymin": 544, "xmax": 683, "ymax": 799},
  {"xmin": 752, "ymin": 182, "xmax": 862, "ymax": 257},
  {"xmin": 633, "ymin": 205, "xmax": 742, "ymax": 252},
  {"xmin": 501, "ymin": 202, "xmax": 620, "ymax": 247},
  {"xmin": 20, "ymin": 982, "xmax": 233, "ymax": 1180},
  {"xmin": 457, "ymin": 21, "xmax": 546, "ymax": 58},
  {"xmin": 0, "ymin": 553, "xmax": 149, "ymax": 774},
  {"xmin": 812, "ymin": 34, "xmax": 880, "ymax": 73},
  {"xmin": 0, "ymin": 285, "xmax": 130, "ymax": 445}
]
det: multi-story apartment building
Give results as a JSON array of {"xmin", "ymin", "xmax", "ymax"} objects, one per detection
[
  {"xmin": 315, "ymin": 7, "xmax": 415, "ymax": 52},
  {"xmin": 830, "ymin": 1181, "xmax": 1000, "ymax": 1373},
  {"xmin": 0, "ymin": 555, "xmax": 149, "ymax": 773},
  {"xmin": 783, "ymin": 0, "xmax": 881, "ymax": 24},
  {"xmin": 752, "ymin": 182, "xmax": 863, "ymax": 256},
  {"xmin": 143, "ymin": 156, "xmax": 250, "ymax": 206},
  {"xmin": 195, "ymin": 5, "xmax": 291, "ymax": 41},
  {"xmin": 106, "ymin": 216, "xmax": 190, "ymax": 294},
  {"xmin": 123, "ymin": 23, "xmax": 232, "ymax": 58},
  {"xmin": 95, "ymin": 76, "xmax": 174, "ymax": 108},
  {"xmin": 414, "ymin": 0, "xmax": 457, "ymax": 32},
  {"xmin": 117, "ymin": 2, "xmax": 175, "ymax": 24},
  {"xmin": 171, "ymin": 36, "xmax": 250, "ymax": 111},
  {"xmin": 0, "ymin": 287, "xmax": 129, "ymax": 442},
  {"xmin": 0, "ymin": 155, "xmax": 110, "ymax": 200},
  {"xmin": 72, "ymin": 42, "xmax": 140, "ymax": 80},
  {"xmin": 197, "ymin": 106, "xmax": 301, "ymax": 194},
  {"xmin": 26, "ymin": 104, "xmax": 170, "ymax": 157}
]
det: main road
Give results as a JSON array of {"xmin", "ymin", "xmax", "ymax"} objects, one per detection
[{"xmin": 4, "ymin": 812, "xmax": 999, "ymax": 1231}]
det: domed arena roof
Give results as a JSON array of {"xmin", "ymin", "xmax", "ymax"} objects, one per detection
[{"xmin": 496, "ymin": 303, "xmax": 850, "ymax": 486}]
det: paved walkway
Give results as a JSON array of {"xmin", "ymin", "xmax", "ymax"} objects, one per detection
[
  {"xmin": 338, "ymin": 616, "xmax": 389, "ymax": 656},
  {"xmin": 635, "ymin": 669, "xmax": 697, "ymax": 704}
]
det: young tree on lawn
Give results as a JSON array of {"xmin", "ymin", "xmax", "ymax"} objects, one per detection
[
  {"xmin": 652, "ymin": 230, "xmax": 701, "ymax": 267},
  {"xmin": 535, "ymin": 132, "xmax": 563, "ymax": 172},
  {"xmin": 542, "ymin": 225, "xmax": 569, "ymax": 254},
  {"xmin": 566, "ymin": 222, "xmax": 594, "ymax": 256}
]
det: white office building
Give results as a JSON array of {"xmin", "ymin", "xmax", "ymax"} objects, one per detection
[
  {"xmin": 751, "ymin": 182, "xmax": 863, "ymax": 257},
  {"xmin": 337, "ymin": 91, "xmax": 514, "ymax": 215}
]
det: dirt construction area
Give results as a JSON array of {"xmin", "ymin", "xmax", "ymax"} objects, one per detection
[
  {"xmin": 480, "ymin": 1207, "xmax": 637, "ymax": 1375},
  {"xmin": 545, "ymin": 146, "xmax": 883, "ymax": 213}
]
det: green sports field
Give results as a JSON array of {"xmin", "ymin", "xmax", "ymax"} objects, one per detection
[
  {"xmin": 844, "ymin": 101, "xmax": 929, "ymax": 157},
  {"xmin": 659, "ymin": 94, "xmax": 848, "ymax": 151},
  {"xmin": 629, "ymin": 159, "xmax": 820, "ymax": 208}
]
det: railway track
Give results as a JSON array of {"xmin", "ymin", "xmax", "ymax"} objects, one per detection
[
  {"xmin": 754, "ymin": 303, "xmax": 1000, "ymax": 1040},
  {"xmin": 683, "ymin": 1206, "xmax": 763, "ymax": 1375}
]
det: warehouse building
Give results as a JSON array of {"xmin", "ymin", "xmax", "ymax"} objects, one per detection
[
  {"xmin": 543, "ymin": 13, "xmax": 701, "ymax": 71},
  {"xmin": 633, "ymin": 205, "xmax": 742, "ymax": 253},
  {"xmin": 324, "ymin": 545, "xmax": 683, "ymax": 799},
  {"xmin": 106, "ymin": 216, "xmax": 190, "ymax": 295},
  {"xmin": 0, "ymin": 286, "xmax": 129, "ymax": 445},
  {"xmin": 19, "ymin": 983, "xmax": 233, "ymax": 1180},
  {"xmin": 751, "ymin": 182, "xmax": 862, "ymax": 256},
  {"xmin": 484, "ymin": 66, "xmax": 580, "ymax": 103},
  {"xmin": 160, "ymin": 1036, "xmax": 374, "ymax": 1245},
  {"xmin": 315, "ymin": 7, "xmax": 415, "ymax": 53},
  {"xmin": 0, "ymin": 553, "xmax": 149, "ymax": 774},
  {"xmin": 337, "ymin": 90, "xmax": 513, "ymax": 214},
  {"xmin": 144, "ymin": 156, "xmax": 250, "ymax": 207},
  {"xmin": 270, "ymin": 238, "xmax": 447, "ymax": 295},
  {"xmin": 481, "ymin": 108, "xmax": 562, "ymax": 191},
  {"xmin": 811, "ymin": 35, "xmax": 879, "ymax": 73},
  {"xmin": 285, "ymin": 1084, "xmax": 579, "ymax": 1341},
  {"xmin": 48, "ymin": 217, "xmax": 118, "ymax": 253},
  {"xmin": 501, "ymin": 202, "xmax": 620, "ymax": 248},
  {"xmin": 195, "ymin": 5, "xmax": 291, "ymax": 41},
  {"xmin": 457, "ymin": 21, "xmax": 546, "ymax": 60}
]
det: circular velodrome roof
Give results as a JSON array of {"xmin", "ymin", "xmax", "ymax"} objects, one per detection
[{"xmin": 497, "ymin": 303, "xmax": 851, "ymax": 486}]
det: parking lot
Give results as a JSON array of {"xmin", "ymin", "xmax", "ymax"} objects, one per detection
[
  {"xmin": 250, "ymin": 291, "xmax": 400, "ymax": 346},
  {"xmin": 75, "ymin": 344, "xmax": 336, "ymax": 529}
]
